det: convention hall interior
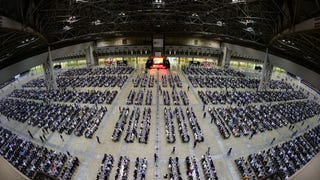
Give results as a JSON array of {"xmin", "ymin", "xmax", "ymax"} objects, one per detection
[{"xmin": 0, "ymin": 0, "xmax": 320, "ymax": 180}]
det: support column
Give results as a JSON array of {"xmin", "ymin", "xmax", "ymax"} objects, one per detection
[
  {"xmin": 217, "ymin": 53, "xmax": 223, "ymax": 66},
  {"xmin": 86, "ymin": 44, "xmax": 95, "ymax": 66},
  {"xmin": 93, "ymin": 52, "xmax": 99, "ymax": 66},
  {"xmin": 258, "ymin": 49, "xmax": 273, "ymax": 91},
  {"xmin": 43, "ymin": 47, "xmax": 58, "ymax": 90},
  {"xmin": 220, "ymin": 46, "xmax": 231, "ymax": 68}
]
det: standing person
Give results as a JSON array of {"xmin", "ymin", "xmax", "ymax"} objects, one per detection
[
  {"xmin": 39, "ymin": 136, "xmax": 44, "ymax": 143},
  {"xmin": 193, "ymin": 141, "xmax": 197, "ymax": 148},
  {"xmin": 96, "ymin": 136, "xmax": 101, "ymax": 144},
  {"xmin": 249, "ymin": 132, "xmax": 254, "ymax": 139},
  {"xmin": 66, "ymin": 151, "xmax": 71, "ymax": 156},
  {"xmin": 227, "ymin": 148, "xmax": 232, "ymax": 155},
  {"xmin": 210, "ymin": 118, "xmax": 213, "ymax": 124},
  {"xmin": 133, "ymin": 129, "xmax": 138, "ymax": 137},
  {"xmin": 44, "ymin": 126, "xmax": 49, "ymax": 133},
  {"xmin": 207, "ymin": 147, "xmax": 211, "ymax": 154},
  {"xmin": 60, "ymin": 134, "xmax": 64, "ymax": 142},
  {"xmin": 27, "ymin": 130, "xmax": 33, "ymax": 139},
  {"xmin": 202, "ymin": 104, "xmax": 205, "ymax": 111},
  {"xmin": 171, "ymin": 146, "xmax": 176, "ymax": 154},
  {"xmin": 42, "ymin": 134, "xmax": 47, "ymax": 141},
  {"xmin": 270, "ymin": 137, "xmax": 276, "ymax": 145},
  {"xmin": 203, "ymin": 112, "xmax": 206, "ymax": 118},
  {"xmin": 154, "ymin": 153, "xmax": 158, "ymax": 162}
]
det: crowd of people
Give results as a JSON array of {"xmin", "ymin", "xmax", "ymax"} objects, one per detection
[
  {"xmin": 172, "ymin": 89, "xmax": 181, "ymax": 105},
  {"xmin": 199, "ymin": 90, "xmax": 307, "ymax": 106},
  {"xmin": 126, "ymin": 89, "xmax": 153, "ymax": 106},
  {"xmin": 0, "ymin": 64, "xmax": 318, "ymax": 179},
  {"xmin": 198, "ymin": 90, "xmax": 262, "ymax": 105},
  {"xmin": 162, "ymin": 90, "xmax": 190, "ymax": 106},
  {"xmin": 60, "ymin": 67, "xmax": 134, "ymax": 77},
  {"xmin": 235, "ymin": 125, "xmax": 320, "ymax": 179},
  {"xmin": 22, "ymin": 67, "xmax": 133, "ymax": 89},
  {"xmin": 201, "ymin": 153, "xmax": 218, "ymax": 180},
  {"xmin": 174, "ymin": 107, "xmax": 190, "ymax": 143},
  {"xmin": 126, "ymin": 90, "xmax": 136, "ymax": 105},
  {"xmin": 23, "ymin": 75, "xmax": 129, "ymax": 88},
  {"xmin": 112, "ymin": 106, "xmax": 152, "ymax": 144},
  {"xmin": 167, "ymin": 74, "xmax": 183, "ymax": 88},
  {"xmin": 164, "ymin": 107, "xmax": 176, "ymax": 143},
  {"xmin": 111, "ymin": 107, "xmax": 130, "ymax": 141},
  {"xmin": 257, "ymin": 91, "xmax": 306, "ymax": 102},
  {"xmin": 163, "ymin": 90, "xmax": 171, "ymax": 105},
  {"xmin": 210, "ymin": 100, "xmax": 320, "ymax": 138},
  {"xmin": 273, "ymin": 101, "xmax": 320, "ymax": 124},
  {"xmin": 165, "ymin": 157, "xmax": 182, "ymax": 179},
  {"xmin": 186, "ymin": 156, "xmax": 201, "ymax": 179},
  {"xmin": 133, "ymin": 157, "xmax": 147, "ymax": 179},
  {"xmin": 162, "ymin": 75, "xmax": 168, "ymax": 87},
  {"xmin": 160, "ymin": 74, "xmax": 183, "ymax": 88},
  {"xmin": 132, "ymin": 74, "xmax": 154, "ymax": 88},
  {"xmin": 186, "ymin": 107, "xmax": 204, "ymax": 142},
  {"xmin": 0, "ymin": 99, "xmax": 107, "ymax": 138},
  {"xmin": 9, "ymin": 89, "xmax": 118, "ymax": 104},
  {"xmin": 208, "ymin": 108, "xmax": 231, "ymax": 139},
  {"xmin": 97, "ymin": 154, "xmax": 114, "ymax": 180},
  {"xmin": 188, "ymin": 75, "xmax": 292, "ymax": 89},
  {"xmin": 0, "ymin": 127, "xmax": 79, "ymax": 179},
  {"xmin": 115, "ymin": 156, "xmax": 130, "ymax": 179},
  {"xmin": 134, "ymin": 90, "xmax": 144, "ymax": 105},
  {"xmin": 180, "ymin": 90, "xmax": 190, "ymax": 105},
  {"xmin": 145, "ymin": 90, "xmax": 152, "ymax": 105},
  {"xmin": 125, "ymin": 107, "xmax": 140, "ymax": 143},
  {"xmin": 182, "ymin": 67, "xmax": 245, "ymax": 77},
  {"xmin": 138, "ymin": 107, "xmax": 151, "ymax": 144},
  {"xmin": 235, "ymin": 157, "xmax": 255, "ymax": 179}
]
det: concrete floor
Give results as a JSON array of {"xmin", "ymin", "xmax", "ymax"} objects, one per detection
[{"xmin": 0, "ymin": 66, "xmax": 319, "ymax": 180}]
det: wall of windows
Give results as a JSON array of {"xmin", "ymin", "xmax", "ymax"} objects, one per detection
[
  {"xmin": 30, "ymin": 65, "xmax": 44, "ymax": 73},
  {"xmin": 98, "ymin": 56, "xmax": 149, "ymax": 67},
  {"xmin": 273, "ymin": 66, "xmax": 286, "ymax": 73},
  {"xmin": 230, "ymin": 60, "xmax": 258, "ymax": 69},
  {"xmin": 230, "ymin": 59, "xmax": 286, "ymax": 74},
  {"xmin": 53, "ymin": 59, "xmax": 87, "ymax": 68}
]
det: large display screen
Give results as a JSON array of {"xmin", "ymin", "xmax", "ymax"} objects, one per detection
[{"xmin": 153, "ymin": 57, "xmax": 164, "ymax": 64}]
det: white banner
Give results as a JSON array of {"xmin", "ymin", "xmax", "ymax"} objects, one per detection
[{"xmin": 153, "ymin": 39, "xmax": 164, "ymax": 47}]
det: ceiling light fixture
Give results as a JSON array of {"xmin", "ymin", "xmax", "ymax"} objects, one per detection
[
  {"xmin": 191, "ymin": 13, "xmax": 199, "ymax": 17},
  {"xmin": 216, "ymin": 21, "xmax": 224, "ymax": 27},
  {"xmin": 92, "ymin": 20, "xmax": 103, "ymax": 25},
  {"xmin": 239, "ymin": 19, "xmax": 255, "ymax": 25},
  {"xmin": 244, "ymin": 27, "xmax": 254, "ymax": 32},
  {"xmin": 231, "ymin": 0, "xmax": 245, "ymax": 4},
  {"xmin": 66, "ymin": 16, "xmax": 78, "ymax": 24},
  {"xmin": 75, "ymin": 0, "xmax": 88, "ymax": 3},
  {"xmin": 63, "ymin": 25, "xmax": 72, "ymax": 31}
]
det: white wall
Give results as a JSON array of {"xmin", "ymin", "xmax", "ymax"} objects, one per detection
[{"xmin": 223, "ymin": 43, "xmax": 320, "ymax": 88}]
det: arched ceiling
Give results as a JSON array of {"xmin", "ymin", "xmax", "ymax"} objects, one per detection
[{"xmin": 0, "ymin": 0, "xmax": 320, "ymax": 73}]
